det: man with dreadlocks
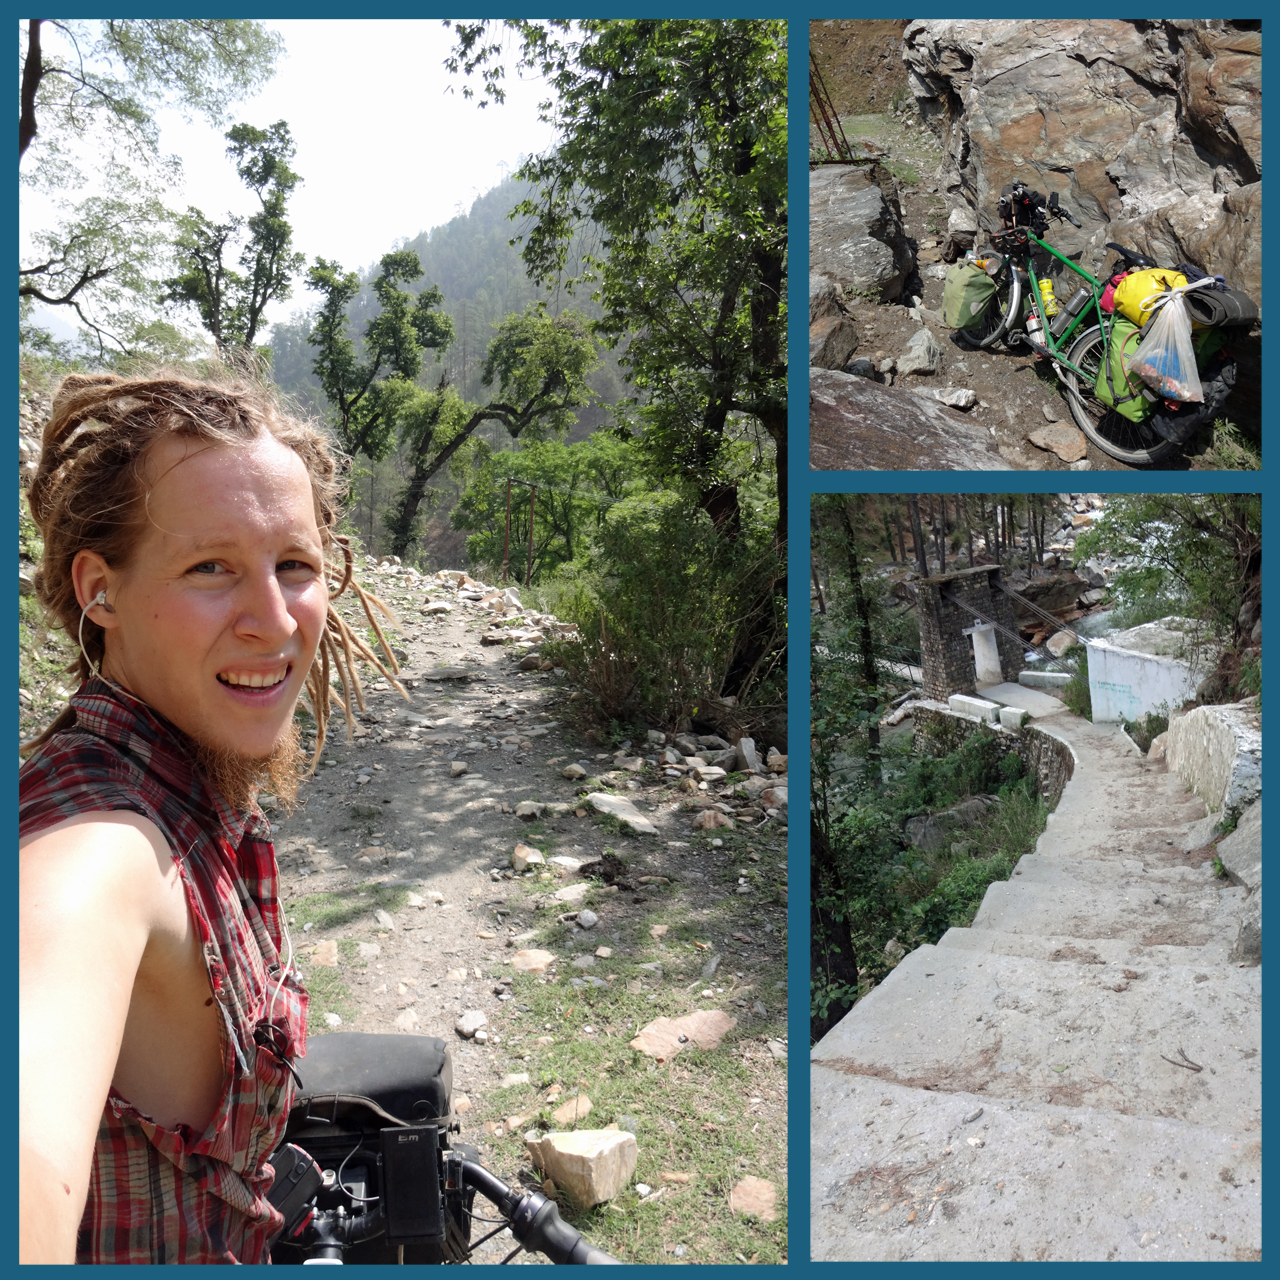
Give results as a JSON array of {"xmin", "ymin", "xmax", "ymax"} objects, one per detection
[{"xmin": 19, "ymin": 370, "xmax": 402, "ymax": 1263}]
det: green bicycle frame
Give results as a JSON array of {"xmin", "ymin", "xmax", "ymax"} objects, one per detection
[{"xmin": 1020, "ymin": 232, "xmax": 1111, "ymax": 379}]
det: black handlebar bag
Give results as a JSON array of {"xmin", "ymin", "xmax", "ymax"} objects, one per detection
[{"xmin": 270, "ymin": 1033, "xmax": 474, "ymax": 1265}]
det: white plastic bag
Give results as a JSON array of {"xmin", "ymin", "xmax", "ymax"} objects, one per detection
[{"xmin": 1124, "ymin": 278, "xmax": 1214, "ymax": 403}]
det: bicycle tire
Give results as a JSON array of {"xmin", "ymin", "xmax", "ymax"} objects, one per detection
[
  {"xmin": 955, "ymin": 267, "xmax": 1020, "ymax": 349},
  {"xmin": 1061, "ymin": 325, "xmax": 1179, "ymax": 466}
]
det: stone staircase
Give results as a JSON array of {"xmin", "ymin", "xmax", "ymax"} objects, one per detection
[{"xmin": 811, "ymin": 710, "xmax": 1261, "ymax": 1262}]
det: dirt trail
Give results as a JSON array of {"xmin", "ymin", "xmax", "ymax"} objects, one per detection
[{"xmin": 272, "ymin": 563, "xmax": 789, "ymax": 1261}]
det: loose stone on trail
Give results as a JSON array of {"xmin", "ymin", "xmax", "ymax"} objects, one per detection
[
  {"xmin": 583, "ymin": 792, "xmax": 658, "ymax": 835},
  {"xmin": 630, "ymin": 1010, "xmax": 737, "ymax": 1059},
  {"xmin": 729, "ymin": 1176, "xmax": 778, "ymax": 1222}
]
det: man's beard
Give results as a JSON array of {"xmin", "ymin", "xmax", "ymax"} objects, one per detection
[{"xmin": 194, "ymin": 721, "xmax": 304, "ymax": 815}]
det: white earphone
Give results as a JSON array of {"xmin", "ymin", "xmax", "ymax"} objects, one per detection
[{"xmin": 78, "ymin": 589, "xmax": 113, "ymax": 679}]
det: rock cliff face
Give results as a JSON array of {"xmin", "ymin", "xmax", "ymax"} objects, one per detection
[{"xmin": 903, "ymin": 19, "xmax": 1262, "ymax": 309}]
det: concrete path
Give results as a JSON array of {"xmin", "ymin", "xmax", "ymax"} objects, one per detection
[
  {"xmin": 974, "ymin": 682, "xmax": 1065, "ymax": 719},
  {"xmin": 811, "ymin": 710, "xmax": 1261, "ymax": 1262}
]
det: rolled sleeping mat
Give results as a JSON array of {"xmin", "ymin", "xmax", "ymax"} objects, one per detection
[{"xmin": 1184, "ymin": 286, "xmax": 1259, "ymax": 327}]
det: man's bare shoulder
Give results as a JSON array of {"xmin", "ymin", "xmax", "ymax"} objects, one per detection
[{"xmin": 21, "ymin": 812, "xmax": 178, "ymax": 924}]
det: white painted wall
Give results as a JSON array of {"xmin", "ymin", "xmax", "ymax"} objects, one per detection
[{"xmin": 1086, "ymin": 639, "xmax": 1199, "ymax": 723}]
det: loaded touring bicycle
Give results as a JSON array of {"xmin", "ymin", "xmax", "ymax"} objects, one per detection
[{"xmin": 942, "ymin": 182, "xmax": 1255, "ymax": 465}]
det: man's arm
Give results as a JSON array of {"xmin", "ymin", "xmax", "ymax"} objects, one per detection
[{"xmin": 19, "ymin": 813, "xmax": 175, "ymax": 1264}]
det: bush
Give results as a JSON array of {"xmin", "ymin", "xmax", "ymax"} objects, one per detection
[
  {"xmin": 814, "ymin": 732, "xmax": 1049, "ymax": 1026},
  {"xmin": 1123, "ymin": 708, "xmax": 1169, "ymax": 753},
  {"xmin": 540, "ymin": 491, "xmax": 782, "ymax": 731},
  {"xmin": 1057, "ymin": 646, "xmax": 1092, "ymax": 720}
]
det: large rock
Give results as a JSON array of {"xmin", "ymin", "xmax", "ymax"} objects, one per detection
[
  {"xmin": 810, "ymin": 368, "xmax": 1004, "ymax": 471},
  {"xmin": 941, "ymin": 204, "xmax": 979, "ymax": 261},
  {"xmin": 809, "ymin": 314, "xmax": 860, "ymax": 370},
  {"xmin": 902, "ymin": 20, "xmax": 1260, "ymax": 312},
  {"xmin": 810, "ymin": 274, "xmax": 841, "ymax": 322},
  {"xmin": 526, "ymin": 1130, "xmax": 638, "ymax": 1208},
  {"xmin": 810, "ymin": 165, "xmax": 913, "ymax": 302},
  {"xmin": 905, "ymin": 796, "xmax": 997, "ymax": 853}
]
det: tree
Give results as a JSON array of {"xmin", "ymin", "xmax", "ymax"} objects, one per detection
[
  {"xmin": 444, "ymin": 19, "xmax": 787, "ymax": 550},
  {"xmin": 162, "ymin": 121, "xmax": 305, "ymax": 353},
  {"xmin": 384, "ymin": 305, "xmax": 598, "ymax": 559},
  {"xmin": 19, "ymin": 19, "xmax": 281, "ymax": 352},
  {"xmin": 450, "ymin": 431, "xmax": 637, "ymax": 577},
  {"xmin": 20, "ymin": 20, "xmax": 280, "ymax": 177},
  {"xmin": 1074, "ymin": 494, "xmax": 1262, "ymax": 647},
  {"xmin": 19, "ymin": 160, "xmax": 173, "ymax": 355},
  {"xmin": 306, "ymin": 250, "xmax": 455, "ymax": 459}
]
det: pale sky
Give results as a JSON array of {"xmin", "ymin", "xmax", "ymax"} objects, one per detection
[{"xmin": 25, "ymin": 19, "xmax": 559, "ymax": 340}]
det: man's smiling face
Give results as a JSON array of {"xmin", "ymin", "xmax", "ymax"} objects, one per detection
[{"xmin": 96, "ymin": 433, "xmax": 328, "ymax": 761}]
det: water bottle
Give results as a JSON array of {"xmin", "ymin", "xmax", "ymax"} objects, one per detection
[
  {"xmin": 1050, "ymin": 286, "xmax": 1092, "ymax": 337},
  {"xmin": 1038, "ymin": 276, "xmax": 1060, "ymax": 317}
]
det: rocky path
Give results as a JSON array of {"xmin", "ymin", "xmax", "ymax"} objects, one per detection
[
  {"xmin": 272, "ymin": 562, "xmax": 790, "ymax": 1262},
  {"xmin": 811, "ymin": 709, "xmax": 1261, "ymax": 1262}
]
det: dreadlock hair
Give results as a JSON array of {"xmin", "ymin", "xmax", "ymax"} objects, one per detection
[{"xmin": 22, "ymin": 364, "xmax": 406, "ymax": 768}]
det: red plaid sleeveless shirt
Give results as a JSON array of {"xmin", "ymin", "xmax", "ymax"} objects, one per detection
[{"xmin": 19, "ymin": 679, "xmax": 309, "ymax": 1264}]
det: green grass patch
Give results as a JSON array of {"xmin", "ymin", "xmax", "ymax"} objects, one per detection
[
  {"xmin": 290, "ymin": 883, "xmax": 410, "ymax": 933},
  {"xmin": 464, "ymin": 855, "xmax": 788, "ymax": 1263}
]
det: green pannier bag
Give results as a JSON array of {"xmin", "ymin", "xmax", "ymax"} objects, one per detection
[
  {"xmin": 942, "ymin": 262, "xmax": 996, "ymax": 329},
  {"xmin": 1093, "ymin": 316, "xmax": 1155, "ymax": 422}
]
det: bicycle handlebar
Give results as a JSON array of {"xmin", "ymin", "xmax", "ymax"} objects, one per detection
[
  {"xmin": 461, "ymin": 1160, "xmax": 622, "ymax": 1265},
  {"xmin": 289, "ymin": 1157, "xmax": 621, "ymax": 1264}
]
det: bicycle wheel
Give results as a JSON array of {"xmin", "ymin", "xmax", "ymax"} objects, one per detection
[
  {"xmin": 955, "ymin": 266, "xmax": 1021, "ymax": 349},
  {"xmin": 1062, "ymin": 324, "xmax": 1178, "ymax": 466}
]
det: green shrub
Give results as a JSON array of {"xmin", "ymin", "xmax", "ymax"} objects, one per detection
[
  {"xmin": 1123, "ymin": 705, "xmax": 1169, "ymax": 753},
  {"xmin": 1057, "ymin": 647, "xmax": 1092, "ymax": 720},
  {"xmin": 539, "ymin": 491, "xmax": 782, "ymax": 730}
]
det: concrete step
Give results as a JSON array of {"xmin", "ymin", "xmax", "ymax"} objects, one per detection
[
  {"xmin": 1011, "ymin": 852, "xmax": 1218, "ymax": 891},
  {"xmin": 810, "ymin": 944, "xmax": 1261, "ymax": 1131},
  {"xmin": 811, "ymin": 1071, "xmax": 1261, "ymax": 1262},
  {"xmin": 971, "ymin": 877, "xmax": 1246, "ymax": 950},
  {"xmin": 936, "ymin": 926, "xmax": 1235, "ymax": 970}
]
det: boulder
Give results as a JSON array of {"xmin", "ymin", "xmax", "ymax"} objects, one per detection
[
  {"xmin": 809, "ymin": 274, "xmax": 842, "ymax": 323},
  {"xmin": 526, "ymin": 1130, "xmax": 637, "ymax": 1207},
  {"xmin": 905, "ymin": 796, "xmax": 998, "ymax": 852},
  {"xmin": 734, "ymin": 737, "xmax": 763, "ymax": 773},
  {"xmin": 810, "ymin": 368, "xmax": 1004, "ymax": 471},
  {"xmin": 896, "ymin": 328, "xmax": 943, "ymax": 377},
  {"xmin": 809, "ymin": 314, "xmax": 860, "ymax": 370},
  {"xmin": 810, "ymin": 165, "xmax": 913, "ymax": 302},
  {"xmin": 903, "ymin": 19, "xmax": 1260, "ymax": 315},
  {"xmin": 941, "ymin": 203, "xmax": 979, "ymax": 261}
]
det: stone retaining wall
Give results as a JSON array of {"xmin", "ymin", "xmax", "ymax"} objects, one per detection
[
  {"xmin": 1164, "ymin": 700, "xmax": 1262, "ymax": 815},
  {"xmin": 911, "ymin": 704, "xmax": 1075, "ymax": 809}
]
